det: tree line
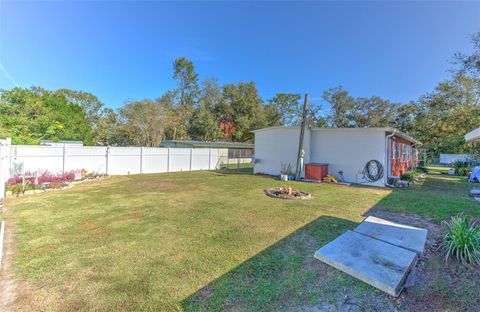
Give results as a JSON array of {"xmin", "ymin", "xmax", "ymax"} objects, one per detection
[{"xmin": 1, "ymin": 33, "xmax": 479, "ymax": 158}]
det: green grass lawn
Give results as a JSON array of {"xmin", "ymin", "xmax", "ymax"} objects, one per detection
[{"xmin": 3, "ymin": 170, "xmax": 479, "ymax": 311}]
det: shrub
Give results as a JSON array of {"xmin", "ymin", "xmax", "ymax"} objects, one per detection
[
  {"xmin": 8, "ymin": 183, "xmax": 24, "ymax": 196},
  {"xmin": 453, "ymin": 160, "xmax": 470, "ymax": 175},
  {"xmin": 400, "ymin": 172, "xmax": 414, "ymax": 182},
  {"xmin": 457, "ymin": 167, "xmax": 469, "ymax": 176},
  {"xmin": 442, "ymin": 214, "xmax": 480, "ymax": 265}
]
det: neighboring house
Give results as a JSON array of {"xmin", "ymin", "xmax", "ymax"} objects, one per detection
[
  {"xmin": 465, "ymin": 127, "xmax": 480, "ymax": 144},
  {"xmin": 160, "ymin": 140, "xmax": 254, "ymax": 163},
  {"xmin": 40, "ymin": 140, "xmax": 84, "ymax": 147},
  {"xmin": 439, "ymin": 154, "xmax": 469, "ymax": 165},
  {"xmin": 253, "ymin": 127, "xmax": 420, "ymax": 187}
]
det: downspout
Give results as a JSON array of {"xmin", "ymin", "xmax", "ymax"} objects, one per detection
[{"xmin": 385, "ymin": 131, "xmax": 396, "ymax": 187}]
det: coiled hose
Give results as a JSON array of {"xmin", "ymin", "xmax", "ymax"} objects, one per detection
[{"xmin": 363, "ymin": 160, "xmax": 384, "ymax": 182}]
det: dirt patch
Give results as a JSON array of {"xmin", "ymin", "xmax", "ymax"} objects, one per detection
[{"xmin": 364, "ymin": 208, "xmax": 480, "ymax": 311}]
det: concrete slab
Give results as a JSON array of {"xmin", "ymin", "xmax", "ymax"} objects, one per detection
[
  {"xmin": 353, "ymin": 216, "xmax": 427, "ymax": 255},
  {"xmin": 314, "ymin": 230, "xmax": 417, "ymax": 297},
  {"xmin": 471, "ymin": 189, "xmax": 480, "ymax": 196}
]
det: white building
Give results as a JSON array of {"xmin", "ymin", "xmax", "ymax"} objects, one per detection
[
  {"xmin": 253, "ymin": 127, "xmax": 420, "ymax": 187},
  {"xmin": 439, "ymin": 154, "xmax": 470, "ymax": 165}
]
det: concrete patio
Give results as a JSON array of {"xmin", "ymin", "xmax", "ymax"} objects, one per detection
[{"xmin": 314, "ymin": 216, "xmax": 427, "ymax": 297}]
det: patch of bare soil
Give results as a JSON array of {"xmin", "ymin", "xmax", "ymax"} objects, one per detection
[{"xmin": 365, "ymin": 208, "xmax": 480, "ymax": 311}]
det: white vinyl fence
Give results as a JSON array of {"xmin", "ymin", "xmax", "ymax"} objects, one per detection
[
  {"xmin": 0, "ymin": 139, "xmax": 11, "ymax": 204},
  {"xmin": 2, "ymin": 142, "xmax": 226, "ymax": 180}
]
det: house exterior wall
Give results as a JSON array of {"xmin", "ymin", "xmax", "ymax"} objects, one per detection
[
  {"xmin": 310, "ymin": 129, "xmax": 387, "ymax": 187},
  {"xmin": 389, "ymin": 136, "xmax": 417, "ymax": 177},
  {"xmin": 253, "ymin": 128, "xmax": 311, "ymax": 177}
]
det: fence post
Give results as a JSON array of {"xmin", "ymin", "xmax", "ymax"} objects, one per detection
[
  {"xmin": 189, "ymin": 148, "xmax": 193, "ymax": 171},
  {"xmin": 62, "ymin": 144, "xmax": 66, "ymax": 175},
  {"xmin": 0, "ymin": 138, "xmax": 12, "ymax": 210},
  {"xmin": 140, "ymin": 147, "xmax": 143, "ymax": 174},
  {"xmin": 167, "ymin": 148, "xmax": 170, "ymax": 172},
  {"xmin": 105, "ymin": 146, "xmax": 110, "ymax": 175},
  {"xmin": 208, "ymin": 148, "xmax": 211, "ymax": 170}
]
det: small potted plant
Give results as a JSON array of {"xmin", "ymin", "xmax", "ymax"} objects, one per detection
[{"xmin": 280, "ymin": 162, "xmax": 294, "ymax": 181}]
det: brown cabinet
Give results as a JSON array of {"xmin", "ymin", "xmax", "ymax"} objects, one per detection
[{"xmin": 305, "ymin": 163, "xmax": 328, "ymax": 181}]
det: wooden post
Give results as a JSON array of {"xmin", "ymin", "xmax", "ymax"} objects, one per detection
[{"xmin": 295, "ymin": 94, "xmax": 308, "ymax": 181}]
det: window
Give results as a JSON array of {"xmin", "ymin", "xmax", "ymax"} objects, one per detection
[
  {"xmin": 402, "ymin": 144, "xmax": 409, "ymax": 162},
  {"xmin": 393, "ymin": 142, "xmax": 401, "ymax": 160},
  {"xmin": 228, "ymin": 148, "xmax": 253, "ymax": 159}
]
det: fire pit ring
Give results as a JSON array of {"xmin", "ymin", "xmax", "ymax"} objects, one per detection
[{"xmin": 264, "ymin": 187, "xmax": 312, "ymax": 200}]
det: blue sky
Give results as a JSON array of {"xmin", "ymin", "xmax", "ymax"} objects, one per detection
[{"xmin": 0, "ymin": 1, "xmax": 479, "ymax": 110}]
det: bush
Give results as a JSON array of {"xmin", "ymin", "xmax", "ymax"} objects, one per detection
[
  {"xmin": 457, "ymin": 167, "xmax": 469, "ymax": 176},
  {"xmin": 453, "ymin": 160, "xmax": 470, "ymax": 175},
  {"xmin": 400, "ymin": 172, "xmax": 414, "ymax": 182},
  {"xmin": 442, "ymin": 214, "xmax": 480, "ymax": 265}
]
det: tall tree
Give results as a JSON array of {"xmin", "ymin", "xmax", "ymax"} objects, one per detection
[
  {"xmin": 116, "ymin": 98, "xmax": 167, "ymax": 147},
  {"xmin": 189, "ymin": 107, "xmax": 222, "ymax": 141},
  {"xmin": 348, "ymin": 96, "xmax": 396, "ymax": 127},
  {"xmin": 222, "ymin": 81, "xmax": 264, "ymax": 142},
  {"xmin": 56, "ymin": 89, "xmax": 104, "ymax": 125},
  {"xmin": 393, "ymin": 102, "xmax": 417, "ymax": 133},
  {"xmin": 268, "ymin": 93, "xmax": 302, "ymax": 126},
  {"xmin": 172, "ymin": 57, "xmax": 199, "ymax": 140},
  {"xmin": 322, "ymin": 86, "xmax": 355, "ymax": 127},
  {"xmin": 453, "ymin": 32, "xmax": 480, "ymax": 78},
  {"xmin": 95, "ymin": 108, "xmax": 118, "ymax": 146},
  {"xmin": 412, "ymin": 74, "xmax": 480, "ymax": 156}
]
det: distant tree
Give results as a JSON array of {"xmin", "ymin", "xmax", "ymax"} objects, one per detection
[
  {"xmin": 453, "ymin": 32, "xmax": 480, "ymax": 78},
  {"xmin": 262, "ymin": 103, "xmax": 282, "ymax": 127},
  {"xmin": 172, "ymin": 57, "xmax": 200, "ymax": 140},
  {"xmin": 322, "ymin": 86, "xmax": 355, "ymax": 127},
  {"xmin": 95, "ymin": 108, "xmax": 118, "ymax": 145},
  {"xmin": 349, "ymin": 96, "xmax": 396, "ymax": 127},
  {"xmin": 56, "ymin": 89, "xmax": 104, "ymax": 125},
  {"xmin": 189, "ymin": 107, "xmax": 222, "ymax": 141},
  {"xmin": 411, "ymin": 74, "xmax": 480, "ymax": 156},
  {"xmin": 222, "ymin": 81, "xmax": 264, "ymax": 142},
  {"xmin": 268, "ymin": 93, "xmax": 302, "ymax": 126},
  {"xmin": 0, "ymin": 87, "xmax": 95, "ymax": 145},
  {"xmin": 199, "ymin": 78, "xmax": 224, "ymax": 115},
  {"xmin": 117, "ymin": 99, "xmax": 167, "ymax": 147},
  {"xmin": 393, "ymin": 102, "xmax": 417, "ymax": 133}
]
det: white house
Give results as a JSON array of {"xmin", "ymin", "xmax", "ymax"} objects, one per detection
[
  {"xmin": 253, "ymin": 127, "xmax": 420, "ymax": 187},
  {"xmin": 439, "ymin": 154, "xmax": 470, "ymax": 165}
]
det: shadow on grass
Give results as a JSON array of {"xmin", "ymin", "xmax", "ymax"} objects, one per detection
[
  {"xmin": 181, "ymin": 216, "xmax": 364, "ymax": 311},
  {"xmin": 181, "ymin": 172, "xmax": 480, "ymax": 311}
]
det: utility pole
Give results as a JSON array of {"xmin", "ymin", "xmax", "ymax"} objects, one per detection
[{"xmin": 295, "ymin": 94, "xmax": 308, "ymax": 181}]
